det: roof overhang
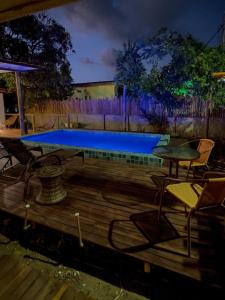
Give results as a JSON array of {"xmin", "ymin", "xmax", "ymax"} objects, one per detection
[{"xmin": 0, "ymin": 0, "xmax": 77, "ymax": 23}]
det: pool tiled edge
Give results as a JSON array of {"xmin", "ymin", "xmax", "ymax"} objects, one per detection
[{"xmin": 23, "ymin": 133, "xmax": 170, "ymax": 167}]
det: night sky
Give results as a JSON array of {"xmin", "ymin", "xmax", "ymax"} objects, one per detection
[{"xmin": 46, "ymin": 0, "xmax": 225, "ymax": 83}]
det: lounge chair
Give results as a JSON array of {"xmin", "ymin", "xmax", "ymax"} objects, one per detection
[
  {"xmin": 0, "ymin": 146, "xmax": 12, "ymax": 173},
  {"xmin": 179, "ymin": 138, "xmax": 215, "ymax": 178},
  {"xmin": 35, "ymin": 119, "xmax": 56, "ymax": 131},
  {"xmin": 4, "ymin": 115, "xmax": 18, "ymax": 128},
  {"xmin": 0, "ymin": 142, "xmax": 43, "ymax": 173},
  {"xmin": 0, "ymin": 137, "xmax": 84, "ymax": 200},
  {"xmin": 156, "ymin": 171, "xmax": 225, "ymax": 256}
]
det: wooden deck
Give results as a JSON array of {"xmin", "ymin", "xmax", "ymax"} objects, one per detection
[
  {"xmin": 0, "ymin": 157, "xmax": 225, "ymax": 289},
  {"xmin": 0, "ymin": 255, "xmax": 90, "ymax": 300},
  {"xmin": 0, "ymin": 128, "xmax": 33, "ymax": 138}
]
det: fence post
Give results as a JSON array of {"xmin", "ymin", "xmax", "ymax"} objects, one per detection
[
  {"xmin": 122, "ymin": 85, "xmax": 127, "ymax": 131},
  {"xmin": 32, "ymin": 114, "xmax": 35, "ymax": 132},
  {"xmin": 68, "ymin": 113, "xmax": 71, "ymax": 128},
  {"xmin": 205, "ymin": 107, "xmax": 210, "ymax": 138},
  {"xmin": 103, "ymin": 114, "xmax": 106, "ymax": 130},
  {"xmin": 57, "ymin": 115, "xmax": 60, "ymax": 129}
]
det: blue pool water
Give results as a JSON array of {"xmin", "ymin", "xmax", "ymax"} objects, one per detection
[{"xmin": 22, "ymin": 129, "xmax": 161, "ymax": 155}]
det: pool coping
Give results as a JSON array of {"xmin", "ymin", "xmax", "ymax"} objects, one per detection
[{"xmin": 21, "ymin": 129, "xmax": 170, "ymax": 167}]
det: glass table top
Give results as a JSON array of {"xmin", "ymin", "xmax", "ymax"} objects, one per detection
[{"xmin": 153, "ymin": 146, "xmax": 200, "ymax": 161}]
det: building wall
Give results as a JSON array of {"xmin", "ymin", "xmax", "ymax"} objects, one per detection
[{"xmin": 73, "ymin": 82, "xmax": 115, "ymax": 99}]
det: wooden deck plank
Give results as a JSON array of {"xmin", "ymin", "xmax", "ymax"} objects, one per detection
[
  {"xmin": 0, "ymin": 159, "xmax": 224, "ymax": 288},
  {"xmin": 0, "ymin": 264, "xmax": 33, "ymax": 300},
  {"xmin": 0, "ymin": 255, "xmax": 84, "ymax": 300},
  {"xmin": 1, "ymin": 182, "xmax": 223, "ymax": 256}
]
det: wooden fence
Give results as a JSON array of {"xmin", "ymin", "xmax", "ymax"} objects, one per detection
[{"xmin": 28, "ymin": 96, "xmax": 225, "ymax": 119}]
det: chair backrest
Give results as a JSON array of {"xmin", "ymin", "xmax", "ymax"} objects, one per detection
[
  {"xmin": 194, "ymin": 139, "xmax": 215, "ymax": 164},
  {"xmin": 36, "ymin": 119, "xmax": 56, "ymax": 131},
  {"xmin": 0, "ymin": 138, "xmax": 35, "ymax": 165},
  {"xmin": 197, "ymin": 176, "xmax": 225, "ymax": 209}
]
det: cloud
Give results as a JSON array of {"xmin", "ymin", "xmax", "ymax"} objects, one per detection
[
  {"xmin": 63, "ymin": 0, "xmax": 225, "ymax": 43},
  {"xmin": 80, "ymin": 57, "xmax": 96, "ymax": 64},
  {"xmin": 101, "ymin": 48, "xmax": 117, "ymax": 68}
]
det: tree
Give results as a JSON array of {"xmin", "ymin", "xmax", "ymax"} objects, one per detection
[
  {"xmin": 0, "ymin": 14, "xmax": 74, "ymax": 104},
  {"xmin": 143, "ymin": 28, "xmax": 225, "ymax": 105},
  {"xmin": 186, "ymin": 45, "xmax": 225, "ymax": 104},
  {"xmin": 115, "ymin": 28, "xmax": 225, "ymax": 133},
  {"xmin": 114, "ymin": 40, "xmax": 146, "ymax": 97}
]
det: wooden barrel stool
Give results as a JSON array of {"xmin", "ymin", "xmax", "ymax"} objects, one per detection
[{"xmin": 36, "ymin": 165, "xmax": 67, "ymax": 204}]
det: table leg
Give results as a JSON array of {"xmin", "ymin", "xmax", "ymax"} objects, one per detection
[
  {"xmin": 169, "ymin": 161, "xmax": 173, "ymax": 177},
  {"xmin": 175, "ymin": 162, "xmax": 179, "ymax": 178}
]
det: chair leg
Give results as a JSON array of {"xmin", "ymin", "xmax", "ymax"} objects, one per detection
[
  {"xmin": 158, "ymin": 188, "xmax": 165, "ymax": 222},
  {"xmin": 184, "ymin": 204, "xmax": 187, "ymax": 216},
  {"xmin": 23, "ymin": 173, "xmax": 33, "ymax": 201},
  {"xmin": 187, "ymin": 210, "xmax": 193, "ymax": 257},
  {"xmin": 186, "ymin": 164, "xmax": 191, "ymax": 180}
]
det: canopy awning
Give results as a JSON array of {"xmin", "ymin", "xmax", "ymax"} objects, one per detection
[
  {"xmin": 0, "ymin": 59, "xmax": 40, "ymax": 135},
  {"xmin": 0, "ymin": 59, "xmax": 39, "ymax": 72},
  {"xmin": 0, "ymin": 0, "xmax": 77, "ymax": 23}
]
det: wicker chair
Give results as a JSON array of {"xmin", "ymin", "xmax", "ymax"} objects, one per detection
[
  {"xmin": 179, "ymin": 139, "xmax": 215, "ymax": 178},
  {"xmin": 4, "ymin": 115, "xmax": 18, "ymax": 128},
  {"xmin": 156, "ymin": 171, "xmax": 225, "ymax": 256}
]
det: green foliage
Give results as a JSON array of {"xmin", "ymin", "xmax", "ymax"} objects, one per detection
[
  {"xmin": 0, "ymin": 14, "xmax": 74, "ymax": 104},
  {"xmin": 141, "ymin": 110, "xmax": 169, "ymax": 132},
  {"xmin": 115, "ymin": 27, "xmax": 225, "ymax": 108},
  {"xmin": 143, "ymin": 29, "xmax": 225, "ymax": 104},
  {"xmin": 186, "ymin": 46, "xmax": 225, "ymax": 104},
  {"xmin": 172, "ymin": 81, "xmax": 193, "ymax": 97}
]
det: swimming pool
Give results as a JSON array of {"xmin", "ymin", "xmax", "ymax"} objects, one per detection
[{"xmin": 22, "ymin": 129, "xmax": 170, "ymax": 167}]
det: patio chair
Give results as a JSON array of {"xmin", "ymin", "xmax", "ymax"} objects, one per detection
[
  {"xmin": 178, "ymin": 139, "xmax": 215, "ymax": 178},
  {"xmin": 0, "ymin": 146, "xmax": 12, "ymax": 173},
  {"xmin": 4, "ymin": 115, "xmax": 18, "ymax": 128},
  {"xmin": 157, "ymin": 171, "xmax": 225, "ymax": 256},
  {"xmin": 0, "ymin": 137, "xmax": 84, "ymax": 200},
  {"xmin": 0, "ymin": 142, "xmax": 43, "ymax": 173},
  {"xmin": 35, "ymin": 119, "xmax": 56, "ymax": 131}
]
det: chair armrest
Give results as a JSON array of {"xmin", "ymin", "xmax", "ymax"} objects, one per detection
[
  {"xmin": 26, "ymin": 145, "xmax": 43, "ymax": 155},
  {"xmin": 152, "ymin": 175, "xmax": 210, "ymax": 186},
  {"xmin": 202, "ymin": 171, "xmax": 225, "ymax": 179},
  {"xmin": 32, "ymin": 152, "xmax": 62, "ymax": 168}
]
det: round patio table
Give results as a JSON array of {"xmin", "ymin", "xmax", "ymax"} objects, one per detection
[
  {"xmin": 36, "ymin": 165, "xmax": 67, "ymax": 205},
  {"xmin": 153, "ymin": 145, "xmax": 200, "ymax": 177}
]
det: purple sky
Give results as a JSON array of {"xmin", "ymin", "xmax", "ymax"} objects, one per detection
[{"xmin": 45, "ymin": 0, "xmax": 225, "ymax": 83}]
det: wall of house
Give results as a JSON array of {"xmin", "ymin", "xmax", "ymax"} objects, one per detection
[
  {"xmin": 73, "ymin": 83, "xmax": 115, "ymax": 100},
  {"xmin": 0, "ymin": 93, "xmax": 5, "ymax": 126}
]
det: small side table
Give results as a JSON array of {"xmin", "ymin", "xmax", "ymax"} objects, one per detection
[
  {"xmin": 36, "ymin": 165, "xmax": 67, "ymax": 205},
  {"xmin": 153, "ymin": 146, "xmax": 199, "ymax": 177}
]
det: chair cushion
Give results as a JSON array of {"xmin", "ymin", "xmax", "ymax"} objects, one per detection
[
  {"xmin": 166, "ymin": 182, "xmax": 203, "ymax": 208},
  {"xmin": 179, "ymin": 161, "xmax": 206, "ymax": 168},
  {"xmin": 189, "ymin": 162, "xmax": 206, "ymax": 167}
]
